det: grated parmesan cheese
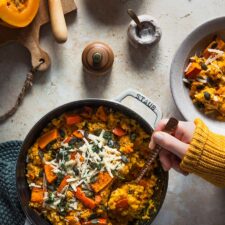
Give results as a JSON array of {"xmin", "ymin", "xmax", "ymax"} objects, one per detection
[
  {"xmin": 207, "ymin": 48, "xmax": 224, "ymax": 54},
  {"xmin": 29, "ymin": 183, "xmax": 42, "ymax": 188}
]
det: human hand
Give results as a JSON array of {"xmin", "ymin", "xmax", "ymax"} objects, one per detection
[{"xmin": 149, "ymin": 119, "xmax": 195, "ymax": 174}]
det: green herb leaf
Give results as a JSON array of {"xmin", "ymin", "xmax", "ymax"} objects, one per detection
[
  {"xmin": 56, "ymin": 172, "xmax": 64, "ymax": 186},
  {"xmin": 96, "ymin": 164, "xmax": 102, "ymax": 170},
  {"xmin": 68, "ymin": 137, "xmax": 78, "ymax": 146},
  {"xmin": 103, "ymin": 131, "xmax": 113, "ymax": 140},
  {"xmin": 90, "ymin": 175, "xmax": 98, "ymax": 183},
  {"xmin": 59, "ymin": 129, "xmax": 66, "ymax": 138},
  {"xmin": 92, "ymin": 144, "xmax": 100, "ymax": 153},
  {"xmin": 89, "ymin": 213, "xmax": 99, "ymax": 220},
  {"xmin": 48, "ymin": 185, "xmax": 55, "ymax": 191},
  {"xmin": 61, "ymin": 163, "xmax": 67, "ymax": 171},
  {"xmin": 46, "ymin": 192, "xmax": 54, "ymax": 204},
  {"xmin": 64, "ymin": 153, "xmax": 69, "ymax": 161},
  {"xmin": 112, "ymin": 170, "xmax": 125, "ymax": 180},
  {"xmin": 76, "ymin": 139, "xmax": 84, "ymax": 148},
  {"xmin": 130, "ymin": 133, "xmax": 137, "ymax": 141}
]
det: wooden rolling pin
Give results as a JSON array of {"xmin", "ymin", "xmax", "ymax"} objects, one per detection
[{"xmin": 48, "ymin": 0, "xmax": 68, "ymax": 43}]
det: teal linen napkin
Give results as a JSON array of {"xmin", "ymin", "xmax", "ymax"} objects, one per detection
[{"xmin": 0, "ymin": 141, "xmax": 26, "ymax": 225}]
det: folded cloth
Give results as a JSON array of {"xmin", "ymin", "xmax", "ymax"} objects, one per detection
[{"xmin": 0, "ymin": 141, "xmax": 26, "ymax": 225}]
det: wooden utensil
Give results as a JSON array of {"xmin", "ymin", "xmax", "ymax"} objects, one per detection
[
  {"xmin": 48, "ymin": 0, "xmax": 68, "ymax": 43},
  {"xmin": 135, "ymin": 118, "xmax": 178, "ymax": 183},
  {"xmin": 127, "ymin": 9, "xmax": 143, "ymax": 31}
]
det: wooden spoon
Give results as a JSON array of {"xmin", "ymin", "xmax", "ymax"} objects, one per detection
[
  {"xmin": 127, "ymin": 9, "xmax": 143, "ymax": 31},
  {"xmin": 48, "ymin": 0, "xmax": 68, "ymax": 43},
  {"xmin": 135, "ymin": 117, "xmax": 179, "ymax": 183},
  {"xmin": 107, "ymin": 118, "xmax": 179, "ymax": 216}
]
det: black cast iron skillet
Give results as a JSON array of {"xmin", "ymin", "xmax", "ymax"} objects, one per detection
[{"xmin": 16, "ymin": 89, "xmax": 168, "ymax": 225}]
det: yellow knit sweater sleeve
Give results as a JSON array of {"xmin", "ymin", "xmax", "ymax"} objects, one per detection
[{"xmin": 180, "ymin": 118, "xmax": 225, "ymax": 187}]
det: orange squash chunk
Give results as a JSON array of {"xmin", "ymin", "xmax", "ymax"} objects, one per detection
[
  {"xmin": 95, "ymin": 195, "xmax": 102, "ymax": 205},
  {"xmin": 31, "ymin": 188, "xmax": 44, "ymax": 203},
  {"xmin": 112, "ymin": 127, "xmax": 126, "ymax": 136},
  {"xmin": 185, "ymin": 62, "xmax": 201, "ymax": 79},
  {"xmin": 96, "ymin": 106, "xmax": 107, "ymax": 122},
  {"xmin": 80, "ymin": 106, "xmax": 93, "ymax": 119},
  {"xmin": 38, "ymin": 129, "xmax": 58, "ymax": 149},
  {"xmin": 91, "ymin": 172, "xmax": 113, "ymax": 193},
  {"xmin": 65, "ymin": 114, "xmax": 82, "ymax": 125},
  {"xmin": 203, "ymin": 36, "xmax": 225, "ymax": 58},
  {"xmin": 44, "ymin": 164, "xmax": 57, "ymax": 184},
  {"xmin": 73, "ymin": 130, "xmax": 84, "ymax": 139},
  {"xmin": 74, "ymin": 187, "xmax": 96, "ymax": 209},
  {"xmin": 57, "ymin": 175, "xmax": 70, "ymax": 193},
  {"xmin": 116, "ymin": 198, "xmax": 129, "ymax": 210}
]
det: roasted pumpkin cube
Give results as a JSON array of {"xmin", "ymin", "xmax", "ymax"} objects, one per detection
[
  {"xmin": 203, "ymin": 36, "xmax": 225, "ymax": 58},
  {"xmin": 44, "ymin": 164, "xmax": 57, "ymax": 183},
  {"xmin": 91, "ymin": 172, "xmax": 113, "ymax": 193},
  {"xmin": 38, "ymin": 129, "xmax": 58, "ymax": 149},
  {"xmin": 185, "ymin": 62, "xmax": 201, "ymax": 79},
  {"xmin": 65, "ymin": 114, "xmax": 83, "ymax": 125},
  {"xmin": 96, "ymin": 106, "xmax": 107, "ymax": 122},
  {"xmin": 31, "ymin": 188, "xmax": 44, "ymax": 203}
]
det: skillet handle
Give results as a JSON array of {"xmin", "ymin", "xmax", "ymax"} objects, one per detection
[{"xmin": 115, "ymin": 89, "xmax": 162, "ymax": 128}]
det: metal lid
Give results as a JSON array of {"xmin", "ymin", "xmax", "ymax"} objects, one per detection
[{"xmin": 82, "ymin": 42, "xmax": 114, "ymax": 75}]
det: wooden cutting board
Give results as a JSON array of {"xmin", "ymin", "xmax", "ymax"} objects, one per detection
[{"xmin": 0, "ymin": 0, "xmax": 77, "ymax": 71}]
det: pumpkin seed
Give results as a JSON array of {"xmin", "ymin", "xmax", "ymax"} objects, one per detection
[
  {"xmin": 59, "ymin": 129, "xmax": 65, "ymax": 138},
  {"xmin": 201, "ymin": 62, "xmax": 208, "ymax": 70},
  {"xmin": 204, "ymin": 92, "xmax": 211, "ymax": 100},
  {"xmin": 211, "ymin": 42, "xmax": 218, "ymax": 49},
  {"xmin": 103, "ymin": 131, "xmax": 113, "ymax": 140},
  {"xmin": 196, "ymin": 102, "xmax": 205, "ymax": 109},
  {"xmin": 121, "ymin": 155, "xmax": 129, "ymax": 163},
  {"xmin": 196, "ymin": 85, "xmax": 204, "ymax": 90},
  {"xmin": 73, "ymin": 167, "xmax": 79, "ymax": 176}
]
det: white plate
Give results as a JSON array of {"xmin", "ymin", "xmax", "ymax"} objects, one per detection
[{"xmin": 170, "ymin": 17, "xmax": 225, "ymax": 135}]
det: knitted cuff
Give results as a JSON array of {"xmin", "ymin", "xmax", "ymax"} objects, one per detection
[
  {"xmin": 180, "ymin": 118, "xmax": 209, "ymax": 173},
  {"xmin": 180, "ymin": 118, "xmax": 225, "ymax": 187}
]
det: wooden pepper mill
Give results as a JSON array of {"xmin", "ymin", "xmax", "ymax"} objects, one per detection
[{"xmin": 82, "ymin": 42, "xmax": 114, "ymax": 75}]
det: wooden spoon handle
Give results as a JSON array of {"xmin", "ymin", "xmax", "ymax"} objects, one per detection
[
  {"xmin": 48, "ymin": 0, "xmax": 68, "ymax": 43},
  {"xmin": 127, "ymin": 9, "xmax": 142, "ymax": 30},
  {"xmin": 135, "ymin": 118, "xmax": 179, "ymax": 183}
]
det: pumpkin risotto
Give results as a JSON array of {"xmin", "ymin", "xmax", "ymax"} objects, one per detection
[
  {"xmin": 26, "ymin": 106, "xmax": 159, "ymax": 225},
  {"xmin": 184, "ymin": 36, "xmax": 225, "ymax": 121}
]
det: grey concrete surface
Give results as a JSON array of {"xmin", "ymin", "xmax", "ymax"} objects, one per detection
[{"xmin": 1, "ymin": 0, "xmax": 225, "ymax": 224}]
